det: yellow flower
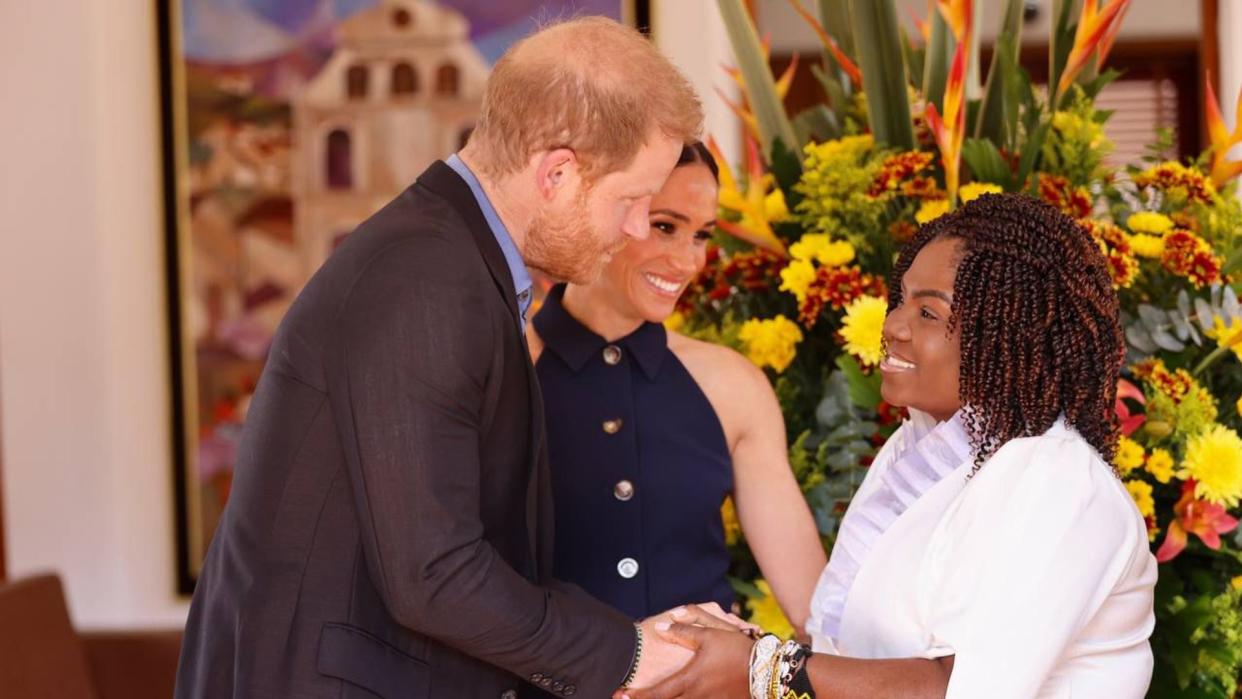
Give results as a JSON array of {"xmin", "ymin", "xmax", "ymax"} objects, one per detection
[
  {"xmin": 789, "ymin": 234, "xmax": 856, "ymax": 268},
  {"xmin": 746, "ymin": 579, "xmax": 795, "ymax": 640},
  {"xmin": 738, "ymin": 315, "xmax": 803, "ymax": 373},
  {"xmin": 802, "ymin": 134, "xmax": 875, "ymax": 166},
  {"xmin": 1129, "ymin": 234, "xmax": 1165, "ymax": 259},
  {"xmin": 664, "ymin": 311, "xmax": 686, "ymax": 333},
  {"xmin": 1145, "ymin": 448, "xmax": 1176, "ymax": 484},
  {"xmin": 818, "ymin": 240, "xmax": 856, "ymax": 267},
  {"xmin": 1205, "ymin": 315, "xmax": 1242, "ymax": 363},
  {"xmin": 1233, "ymin": 575, "xmax": 1242, "ymax": 591},
  {"xmin": 1052, "ymin": 110, "xmax": 1106, "ymax": 148},
  {"xmin": 1113, "ymin": 436, "xmax": 1146, "ymax": 476},
  {"xmin": 915, "ymin": 199, "xmax": 950, "ymax": 224},
  {"xmin": 720, "ymin": 496, "xmax": 741, "ymax": 546},
  {"xmin": 959, "ymin": 182, "xmax": 1003, "ymax": 203},
  {"xmin": 779, "ymin": 259, "xmax": 817, "ymax": 304},
  {"xmin": 789, "ymin": 234, "xmax": 831, "ymax": 262},
  {"xmin": 1126, "ymin": 211, "xmax": 1174, "ymax": 236},
  {"xmin": 1178, "ymin": 424, "xmax": 1242, "ymax": 507},
  {"xmin": 764, "ymin": 187, "xmax": 790, "ymax": 222},
  {"xmin": 840, "ymin": 295, "xmax": 888, "ymax": 367},
  {"xmin": 1125, "ymin": 480, "xmax": 1155, "ymax": 519}
]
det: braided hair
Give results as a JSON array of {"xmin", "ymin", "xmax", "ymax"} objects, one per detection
[{"xmin": 888, "ymin": 193, "xmax": 1124, "ymax": 472}]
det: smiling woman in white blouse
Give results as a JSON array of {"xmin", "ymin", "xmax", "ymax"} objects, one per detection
[{"xmin": 624, "ymin": 193, "xmax": 1158, "ymax": 699}]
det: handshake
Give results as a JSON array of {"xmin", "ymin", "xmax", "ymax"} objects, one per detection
[{"xmin": 617, "ymin": 603, "xmax": 763, "ymax": 699}]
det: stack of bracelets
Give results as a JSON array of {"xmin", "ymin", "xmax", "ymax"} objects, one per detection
[{"xmin": 748, "ymin": 633, "xmax": 816, "ymax": 699}]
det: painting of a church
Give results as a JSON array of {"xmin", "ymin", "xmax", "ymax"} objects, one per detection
[{"xmin": 292, "ymin": 1, "xmax": 489, "ymax": 272}]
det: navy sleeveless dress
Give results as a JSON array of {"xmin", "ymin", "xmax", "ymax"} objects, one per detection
[{"xmin": 532, "ymin": 285, "xmax": 735, "ymax": 620}]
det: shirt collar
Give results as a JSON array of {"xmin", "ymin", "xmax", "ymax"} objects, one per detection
[
  {"xmin": 532, "ymin": 284, "xmax": 668, "ymax": 380},
  {"xmin": 445, "ymin": 153, "xmax": 533, "ymax": 326}
]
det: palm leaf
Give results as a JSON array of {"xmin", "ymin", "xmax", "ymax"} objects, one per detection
[
  {"xmin": 1048, "ymin": 0, "xmax": 1079, "ymax": 108},
  {"xmin": 922, "ymin": 9, "xmax": 954, "ymax": 112},
  {"xmin": 817, "ymin": 0, "xmax": 856, "ymax": 61},
  {"xmin": 850, "ymin": 0, "xmax": 915, "ymax": 149},
  {"xmin": 717, "ymin": 0, "xmax": 800, "ymax": 156},
  {"xmin": 973, "ymin": 0, "xmax": 1023, "ymax": 142}
]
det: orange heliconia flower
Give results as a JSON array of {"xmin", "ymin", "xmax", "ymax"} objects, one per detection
[
  {"xmin": 1056, "ymin": 0, "xmax": 1132, "ymax": 102},
  {"xmin": 1204, "ymin": 76, "xmax": 1242, "ymax": 186}
]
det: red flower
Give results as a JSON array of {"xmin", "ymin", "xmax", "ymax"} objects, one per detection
[
  {"xmin": 1161, "ymin": 229, "xmax": 1223, "ymax": 287},
  {"xmin": 1155, "ymin": 480, "xmax": 1240, "ymax": 562},
  {"xmin": 868, "ymin": 151, "xmax": 935, "ymax": 198},
  {"xmin": 1038, "ymin": 174, "xmax": 1093, "ymax": 218},
  {"xmin": 1115, "ymin": 378, "xmax": 1146, "ymax": 436},
  {"xmin": 798, "ymin": 266, "xmax": 887, "ymax": 328}
]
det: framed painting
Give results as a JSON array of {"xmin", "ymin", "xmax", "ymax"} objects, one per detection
[{"xmin": 158, "ymin": 0, "xmax": 651, "ymax": 592}]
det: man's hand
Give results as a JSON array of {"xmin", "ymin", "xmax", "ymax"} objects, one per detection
[
  {"xmin": 622, "ymin": 604, "xmax": 755, "ymax": 691},
  {"xmin": 622, "ymin": 621, "xmax": 752, "ymax": 699},
  {"xmin": 622, "ymin": 616, "xmax": 693, "ymax": 690}
]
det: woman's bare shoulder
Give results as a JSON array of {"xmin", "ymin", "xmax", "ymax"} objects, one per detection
[
  {"xmin": 667, "ymin": 330, "xmax": 755, "ymax": 378},
  {"xmin": 667, "ymin": 330, "xmax": 777, "ymax": 442}
]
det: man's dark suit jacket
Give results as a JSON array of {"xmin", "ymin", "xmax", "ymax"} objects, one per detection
[{"xmin": 174, "ymin": 162, "xmax": 635, "ymax": 699}]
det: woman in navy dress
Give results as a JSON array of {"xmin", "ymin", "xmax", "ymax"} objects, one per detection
[{"xmin": 526, "ymin": 143, "xmax": 825, "ymax": 633}]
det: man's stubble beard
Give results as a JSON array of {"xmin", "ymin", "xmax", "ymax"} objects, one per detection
[{"xmin": 524, "ymin": 190, "xmax": 614, "ymax": 285}]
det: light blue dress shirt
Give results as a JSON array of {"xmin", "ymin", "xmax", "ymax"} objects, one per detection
[{"xmin": 445, "ymin": 154, "xmax": 533, "ymax": 330}]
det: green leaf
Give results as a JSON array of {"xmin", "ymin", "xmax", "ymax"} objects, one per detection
[
  {"xmin": 1081, "ymin": 68, "xmax": 1124, "ymax": 99},
  {"xmin": 817, "ymin": 0, "xmax": 855, "ymax": 61},
  {"xmin": 810, "ymin": 62, "xmax": 850, "ymax": 130},
  {"xmin": 729, "ymin": 576, "xmax": 766, "ymax": 599},
  {"xmin": 961, "ymin": 138, "xmax": 1011, "ymax": 187},
  {"xmin": 770, "ymin": 137, "xmax": 804, "ymax": 191},
  {"xmin": 899, "ymin": 25, "xmax": 924, "ymax": 91},
  {"xmin": 850, "ymin": 0, "xmax": 914, "ymax": 149},
  {"xmin": 1001, "ymin": 38, "xmax": 1034, "ymax": 152},
  {"xmin": 974, "ymin": 0, "xmax": 1023, "ymax": 143},
  {"xmin": 793, "ymin": 104, "xmax": 841, "ymax": 144},
  {"xmin": 1016, "ymin": 121, "xmax": 1051, "ymax": 187},
  {"xmin": 717, "ymin": 0, "xmax": 800, "ymax": 155},
  {"xmin": 921, "ymin": 9, "xmax": 954, "ymax": 113},
  {"xmin": 834, "ymin": 354, "xmax": 881, "ymax": 410},
  {"xmin": 1048, "ymin": 0, "xmax": 1078, "ymax": 109},
  {"xmin": 1225, "ymin": 246, "xmax": 1242, "ymax": 275}
]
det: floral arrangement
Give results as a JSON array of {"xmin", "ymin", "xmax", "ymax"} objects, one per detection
[{"xmin": 689, "ymin": 1, "xmax": 1242, "ymax": 695}]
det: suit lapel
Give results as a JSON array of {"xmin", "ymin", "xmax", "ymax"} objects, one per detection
[
  {"xmin": 416, "ymin": 161, "xmax": 521, "ymax": 325},
  {"xmin": 416, "ymin": 161, "xmax": 548, "ymax": 580}
]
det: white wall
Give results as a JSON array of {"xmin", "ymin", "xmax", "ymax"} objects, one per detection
[
  {"xmin": 654, "ymin": 0, "xmax": 742, "ymax": 166},
  {"xmin": 0, "ymin": 1, "xmax": 740, "ymax": 631},
  {"xmin": 0, "ymin": 1, "xmax": 188, "ymax": 628},
  {"xmin": 1221, "ymin": 0, "xmax": 1242, "ymax": 172}
]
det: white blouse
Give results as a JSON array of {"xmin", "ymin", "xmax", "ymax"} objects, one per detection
[{"xmin": 808, "ymin": 412, "xmax": 1158, "ymax": 698}]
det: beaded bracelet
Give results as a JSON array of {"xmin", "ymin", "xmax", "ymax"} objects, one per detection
[{"xmin": 774, "ymin": 639, "xmax": 816, "ymax": 699}]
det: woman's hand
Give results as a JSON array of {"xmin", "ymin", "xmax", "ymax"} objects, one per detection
[{"xmin": 620, "ymin": 607, "xmax": 753, "ymax": 699}]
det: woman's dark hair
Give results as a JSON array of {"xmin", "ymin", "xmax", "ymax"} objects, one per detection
[
  {"xmin": 889, "ymin": 192, "xmax": 1124, "ymax": 471},
  {"xmin": 677, "ymin": 141, "xmax": 719, "ymax": 182}
]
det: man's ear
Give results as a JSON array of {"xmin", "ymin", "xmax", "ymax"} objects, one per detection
[{"xmin": 534, "ymin": 148, "xmax": 579, "ymax": 200}]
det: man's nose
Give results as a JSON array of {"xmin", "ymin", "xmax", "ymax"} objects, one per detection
[{"xmin": 622, "ymin": 197, "xmax": 652, "ymax": 240}]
